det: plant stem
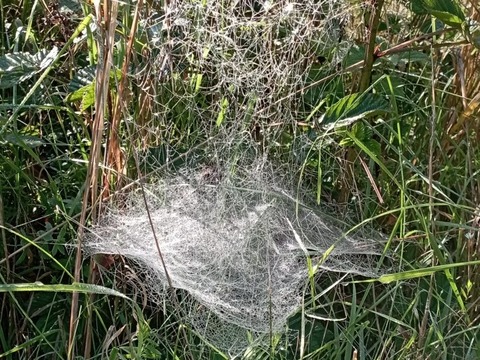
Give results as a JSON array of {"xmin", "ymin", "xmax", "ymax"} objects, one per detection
[{"xmin": 359, "ymin": 0, "xmax": 385, "ymax": 93}]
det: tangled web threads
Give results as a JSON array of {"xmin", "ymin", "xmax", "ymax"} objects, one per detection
[
  {"xmin": 84, "ymin": 161, "xmax": 383, "ymax": 355},
  {"xmin": 84, "ymin": 0, "xmax": 385, "ymax": 355},
  {"xmin": 134, "ymin": 0, "xmax": 356, "ymax": 147}
]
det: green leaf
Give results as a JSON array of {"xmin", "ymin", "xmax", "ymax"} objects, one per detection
[
  {"xmin": 81, "ymin": 85, "xmax": 96, "ymax": 111},
  {"xmin": 0, "ymin": 47, "xmax": 59, "ymax": 89},
  {"xmin": 0, "ymin": 282, "xmax": 130, "ymax": 299},
  {"xmin": 364, "ymin": 139, "xmax": 381, "ymax": 158},
  {"xmin": 430, "ymin": 10, "xmax": 464, "ymax": 27},
  {"xmin": 66, "ymin": 83, "xmax": 92, "ymax": 102},
  {"xmin": 339, "ymin": 122, "xmax": 368, "ymax": 147},
  {"xmin": 339, "ymin": 137, "xmax": 354, "ymax": 147},
  {"xmin": 344, "ymin": 44, "xmax": 365, "ymax": 68},
  {"xmin": 68, "ymin": 66, "xmax": 95, "ymax": 92},
  {"xmin": 66, "ymin": 67, "xmax": 121, "ymax": 110},
  {"xmin": 320, "ymin": 93, "xmax": 389, "ymax": 129},
  {"xmin": 351, "ymin": 122, "xmax": 369, "ymax": 140},
  {"xmin": 411, "ymin": 0, "xmax": 427, "ymax": 14},
  {"xmin": 1, "ymin": 14, "xmax": 94, "ymax": 134},
  {"xmin": 414, "ymin": 0, "xmax": 466, "ymax": 27},
  {"xmin": 338, "ymin": 122, "xmax": 381, "ymax": 157},
  {"xmin": 66, "ymin": 82, "xmax": 95, "ymax": 110}
]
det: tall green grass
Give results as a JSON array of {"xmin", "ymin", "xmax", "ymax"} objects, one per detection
[{"xmin": 0, "ymin": 0, "xmax": 479, "ymax": 359}]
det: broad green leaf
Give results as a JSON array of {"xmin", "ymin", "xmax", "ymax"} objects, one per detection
[
  {"xmin": 320, "ymin": 93, "xmax": 389, "ymax": 128},
  {"xmin": 1, "ymin": 14, "xmax": 94, "ymax": 134},
  {"xmin": 430, "ymin": 10, "xmax": 464, "ymax": 27},
  {"xmin": 0, "ymin": 47, "xmax": 59, "ymax": 89},
  {"xmin": 66, "ymin": 82, "xmax": 95, "ymax": 111},
  {"xmin": 66, "ymin": 83, "xmax": 93, "ymax": 102},
  {"xmin": 351, "ymin": 122, "xmax": 369, "ymax": 140},
  {"xmin": 411, "ymin": 0, "xmax": 427, "ymax": 14},
  {"xmin": 414, "ymin": 0, "xmax": 466, "ymax": 27},
  {"xmin": 339, "ymin": 122, "xmax": 368, "ymax": 147},
  {"xmin": 68, "ymin": 65, "xmax": 95, "ymax": 92},
  {"xmin": 344, "ymin": 44, "xmax": 365, "ymax": 67},
  {"xmin": 364, "ymin": 139, "xmax": 381, "ymax": 158},
  {"xmin": 0, "ymin": 282, "xmax": 130, "ymax": 299},
  {"xmin": 67, "ymin": 66, "xmax": 121, "ymax": 93},
  {"xmin": 66, "ymin": 67, "xmax": 121, "ymax": 110},
  {"xmin": 339, "ymin": 122, "xmax": 381, "ymax": 157},
  {"xmin": 81, "ymin": 84, "xmax": 96, "ymax": 111}
]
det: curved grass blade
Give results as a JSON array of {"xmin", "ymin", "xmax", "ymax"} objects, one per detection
[{"xmin": 0, "ymin": 282, "xmax": 129, "ymax": 299}]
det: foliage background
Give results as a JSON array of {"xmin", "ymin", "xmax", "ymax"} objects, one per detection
[{"xmin": 1, "ymin": 0, "xmax": 480, "ymax": 358}]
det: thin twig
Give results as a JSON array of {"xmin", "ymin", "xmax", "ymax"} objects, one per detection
[{"xmin": 358, "ymin": 155, "xmax": 384, "ymax": 205}]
